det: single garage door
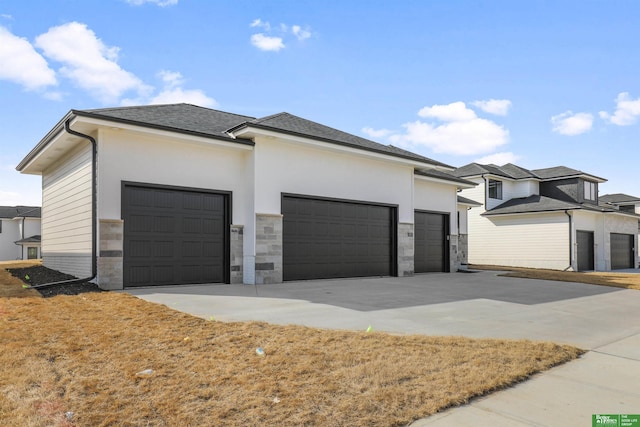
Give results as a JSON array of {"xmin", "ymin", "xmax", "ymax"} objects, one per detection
[
  {"xmin": 610, "ymin": 233, "xmax": 635, "ymax": 270},
  {"xmin": 282, "ymin": 196, "xmax": 395, "ymax": 281},
  {"xmin": 576, "ymin": 230, "xmax": 594, "ymax": 271},
  {"xmin": 123, "ymin": 184, "xmax": 229, "ymax": 287},
  {"xmin": 414, "ymin": 211, "xmax": 449, "ymax": 273}
]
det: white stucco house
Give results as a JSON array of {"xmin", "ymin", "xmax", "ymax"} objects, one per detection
[
  {"xmin": 0, "ymin": 206, "xmax": 41, "ymax": 261},
  {"xmin": 453, "ymin": 163, "xmax": 640, "ymax": 271},
  {"xmin": 17, "ymin": 104, "xmax": 476, "ymax": 289}
]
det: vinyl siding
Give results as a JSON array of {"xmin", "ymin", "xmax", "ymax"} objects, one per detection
[
  {"xmin": 467, "ymin": 211, "xmax": 570, "ymax": 270},
  {"xmin": 41, "ymin": 143, "xmax": 92, "ymax": 277}
]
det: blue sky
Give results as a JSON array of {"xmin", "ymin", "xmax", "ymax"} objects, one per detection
[{"xmin": 1, "ymin": 0, "xmax": 639, "ymax": 206}]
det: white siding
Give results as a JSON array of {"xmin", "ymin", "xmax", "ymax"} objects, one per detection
[
  {"xmin": 467, "ymin": 211, "xmax": 570, "ymax": 270},
  {"xmin": 0, "ymin": 218, "xmax": 21, "ymax": 260},
  {"xmin": 253, "ymin": 136, "xmax": 415, "ymax": 220},
  {"xmin": 414, "ymin": 178, "xmax": 458, "ymax": 235},
  {"xmin": 42, "ymin": 143, "xmax": 92, "ymax": 277}
]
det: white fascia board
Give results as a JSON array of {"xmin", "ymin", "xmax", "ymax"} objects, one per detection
[
  {"xmin": 231, "ymin": 126, "xmax": 446, "ymax": 169},
  {"xmin": 74, "ymin": 116, "xmax": 254, "ymax": 152},
  {"xmin": 414, "ymin": 173, "xmax": 476, "ymax": 189},
  {"xmin": 484, "ymin": 209, "xmax": 576, "ymax": 218}
]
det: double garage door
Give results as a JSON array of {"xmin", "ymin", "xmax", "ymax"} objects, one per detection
[
  {"xmin": 282, "ymin": 196, "xmax": 395, "ymax": 280},
  {"xmin": 122, "ymin": 184, "xmax": 229, "ymax": 287}
]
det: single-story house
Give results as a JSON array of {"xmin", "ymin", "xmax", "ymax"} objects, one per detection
[
  {"xmin": 0, "ymin": 206, "xmax": 41, "ymax": 261},
  {"xmin": 17, "ymin": 104, "xmax": 476, "ymax": 289},
  {"xmin": 453, "ymin": 163, "xmax": 640, "ymax": 271}
]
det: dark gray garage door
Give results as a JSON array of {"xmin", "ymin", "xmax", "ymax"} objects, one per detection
[
  {"xmin": 282, "ymin": 196, "xmax": 395, "ymax": 281},
  {"xmin": 123, "ymin": 184, "xmax": 228, "ymax": 287},
  {"xmin": 611, "ymin": 233, "xmax": 634, "ymax": 270},
  {"xmin": 576, "ymin": 230, "xmax": 594, "ymax": 271},
  {"xmin": 414, "ymin": 211, "xmax": 449, "ymax": 273}
]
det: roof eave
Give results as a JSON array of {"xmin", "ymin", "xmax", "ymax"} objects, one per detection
[{"xmin": 230, "ymin": 123, "xmax": 453, "ymax": 169}]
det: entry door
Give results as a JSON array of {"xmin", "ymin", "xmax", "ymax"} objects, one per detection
[
  {"xmin": 576, "ymin": 230, "xmax": 594, "ymax": 271},
  {"xmin": 414, "ymin": 211, "xmax": 449, "ymax": 273}
]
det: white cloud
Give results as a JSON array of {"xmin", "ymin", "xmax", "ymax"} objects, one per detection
[
  {"xmin": 551, "ymin": 111, "xmax": 593, "ymax": 135},
  {"xmin": 292, "ymin": 25, "xmax": 311, "ymax": 41},
  {"xmin": 599, "ymin": 92, "xmax": 640, "ymax": 126},
  {"xmin": 125, "ymin": 0, "xmax": 178, "ymax": 6},
  {"xmin": 0, "ymin": 26, "xmax": 57, "ymax": 90},
  {"xmin": 1, "ymin": 14, "xmax": 14, "ymax": 20},
  {"xmin": 474, "ymin": 152, "xmax": 521, "ymax": 165},
  {"xmin": 250, "ymin": 19, "xmax": 271, "ymax": 31},
  {"xmin": 249, "ymin": 19, "xmax": 312, "ymax": 51},
  {"xmin": 389, "ymin": 102, "xmax": 509, "ymax": 155},
  {"xmin": 250, "ymin": 33, "xmax": 285, "ymax": 52},
  {"xmin": 418, "ymin": 101, "xmax": 477, "ymax": 122},
  {"xmin": 362, "ymin": 127, "xmax": 393, "ymax": 139},
  {"xmin": 35, "ymin": 22, "xmax": 151, "ymax": 103},
  {"xmin": 146, "ymin": 70, "xmax": 216, "ymax": 107},
  {"xmin": 472, "ymin": 99, "xmax": 512, "ymax": 116}
]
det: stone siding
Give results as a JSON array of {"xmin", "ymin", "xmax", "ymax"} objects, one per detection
[
  {"xmin": 230, "ymin": 225, "xmax": 244, "ymax": 284},
  {"xmin": 397, "ymin": 223, "xmax": 414, "ymax": 277},
  {"xmin": 457, "ymin": 233, "xmax": 469, "ymax": 269},
  {"xmin": 97, "ymin": 219, "xmax": 124, "ymax": 290},
  {"xmin": 255, "ymin": 214, "xmax": 283, "ymax": 284}
]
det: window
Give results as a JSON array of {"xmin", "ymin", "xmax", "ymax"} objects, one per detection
[
  {"xmin": 27, "ymin": 247, "xmax": 38, "ymax": 259},
  {"xmin": 620, "ymin": 205, "xmax": 635, "ymax": 213},
  {"xmin": 583, "ymin": 181, "xmax": 596, "ymax": 201},
  {"xmin": 488, "ymin": 179, "xmax": 502, "ymax": 199}
]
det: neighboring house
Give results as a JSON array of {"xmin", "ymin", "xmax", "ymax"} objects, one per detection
[
  {"xmin": 453, "ymin": 163, "xmax": 640, "ymax": 271},
  {"xmin": 0, "ymin": 206, "xmax": 41, "ymax": 261},
  {"xmin": 600, "ymin": 193, "xmax": 640, "ymax": 215},
  {"xmin": 17, "ymin": 104, "xmax": 476, "ymax": 289}
]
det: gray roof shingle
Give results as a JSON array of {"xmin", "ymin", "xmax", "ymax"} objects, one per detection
[
  {"xmin": 600, "ymin": 193, "xmax": 640, "ymax": 204},
  {"xmin": 0, "ymin": 206, "xmax": 41, "ymax": 219},
  {"xmin": 483, "ymin": 195, "xmax": 627, "ymax": 216},
  {"xmin": 75, "ymin": 104, "xmax": 451, "ymax": 168},
  {"xmin": 414, "ymin": 169, "xmax": 477, "ymax": 186},
  {"xmin": 531, "ymin": 166, "xmax": 606, "ymax": 182},
  {"xmin": 229, "ymin": 112, "xmax": 452, "ymax": 167}
]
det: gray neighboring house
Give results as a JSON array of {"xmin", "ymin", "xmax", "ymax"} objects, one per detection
[
  {"xmin": 600, "ymin": 193, "xmax": 640, "ymax": 215},
  {"xmin": 454, "ymin": 163, "xmax": 640, "ymax": 271},
  {"xmin": 0, "ymin": 206, "xmax": 42, "ymax": 261},
  {"xmin": 16, "ymin": 103, "xmax": 476, "ymax": 289}
]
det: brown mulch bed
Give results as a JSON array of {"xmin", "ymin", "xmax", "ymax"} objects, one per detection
[{"xmin": 7, "ymin": 265, "xmax": 102, "ymax": 298}]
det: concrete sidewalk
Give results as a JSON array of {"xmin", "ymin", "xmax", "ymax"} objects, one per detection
[{"xmin": 127, "ymin": 272, "xmax": 640, "ymax": 426}]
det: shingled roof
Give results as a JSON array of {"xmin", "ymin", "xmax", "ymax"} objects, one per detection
[
  {"xmin": 74, "ymin": 104, "xmax": 451, "ymax": 168},
  {"xmin": 0, "ymin": 206, "xmax": 41, "ymax": 219},
  {"xmin": 600, "ymin": 193, "xmax": 640, "ymax": 204},
  {"xmin": 483, "ymin": 195, "xmax": 627, "ymax": 216}
]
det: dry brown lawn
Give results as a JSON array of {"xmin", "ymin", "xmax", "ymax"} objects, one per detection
[
  {"xmin": 472, "ymin": 264, "xmax": 640, "ymax": 290},
  {"xmin": 0, "ymin": 291, "xmax": 582, "ymax": 427},
  {"xmin": 0, "ymin": 261, "xmax": 42, "ymax": 298}
]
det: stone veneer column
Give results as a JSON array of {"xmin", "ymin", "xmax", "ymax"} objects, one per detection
[
  {"xmin": 254, "ymin": 214, "xmax": 283, "ymax": 284},
  {"xmin": 457, "ymin": 234, "xmax": 469, "ymax": 269},
  {"xmin": 97, "ymin": 219, "xmax": 124, "ymax": 290},
  {"xmin": 397, "ymin": 223, "xmax": 414, "ymax": 277},
  {"xmin": 230, "ymin": 225, "xmax": 244, "ymax": 284},
  {"xmin": 449, "ymin": 234, "xmax": 459, "ymax": 272}
]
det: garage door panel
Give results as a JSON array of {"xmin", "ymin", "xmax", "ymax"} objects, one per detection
[
  {"xmin": 611, "ymin": 233, "xmax": 634, "ymax": 270},
  {"xmin": 283, "ymin": 196, "xmax": 394, "ymax": 281},
  {"xmin": 124, "ymin": 185, "xmax": 227, "ymax": 287},
  {"xmin": 415, "ymin": 211, "xmax": 449, "ymax": 273}
]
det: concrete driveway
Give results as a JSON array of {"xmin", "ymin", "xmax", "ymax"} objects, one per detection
[{"xmin": 127, "ymin": 271, "xmax": 640, "ymax": 426}]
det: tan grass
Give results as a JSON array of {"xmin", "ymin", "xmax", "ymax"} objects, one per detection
[
  {"xmin": 0, "ymin": 292, "xmax": 581, "ymax": 426},
  {"xmin": 472, "ymin": 264, "xmax": 640, "ymax": 290},
  {"xmin": 0, "ymin": 261, "xmax": 42, "ymax": 298}
]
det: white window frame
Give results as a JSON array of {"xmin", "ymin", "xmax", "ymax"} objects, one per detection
[{"xmin": 488, "ymin": 179, "xmax": 503, "ymax": 200}]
